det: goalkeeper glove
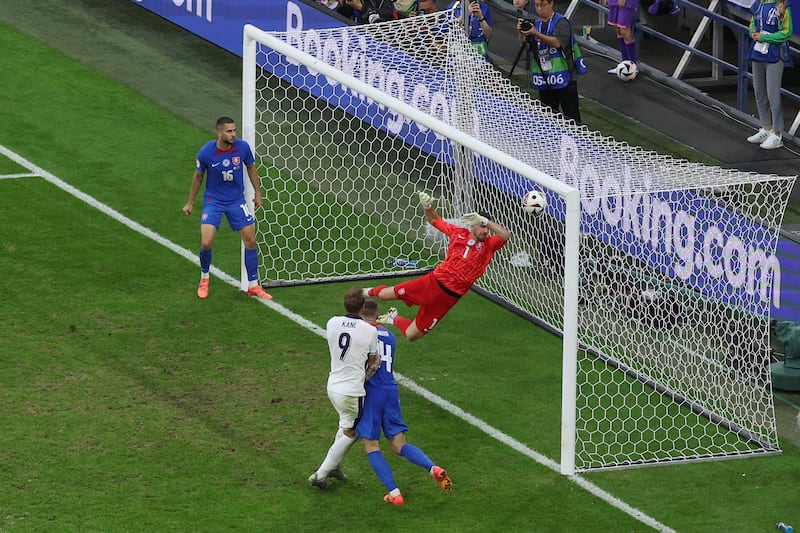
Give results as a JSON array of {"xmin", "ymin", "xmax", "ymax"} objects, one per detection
[
  {"xmin": 461, "ymin": 212, "xmax": 489, "ymax": 227},
  {"xmin": 418, "ymin": 191, "xmax": 435, "ymax": 209}
]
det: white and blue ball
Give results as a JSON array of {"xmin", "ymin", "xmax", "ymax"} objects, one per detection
[
  {"xmin": 522, "ymin": 190, "xmax": 547, "ymax": 215},
  {"xmin": 615, "ymin": 60, "xmax": 638, "ymax": 82}
]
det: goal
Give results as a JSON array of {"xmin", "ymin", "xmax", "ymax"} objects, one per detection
[{"xmin": 242, "ymin": 15, "xmax": 794, "ymax": 474}]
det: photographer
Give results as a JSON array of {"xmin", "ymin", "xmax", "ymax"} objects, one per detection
[
  {"xmin": 515, "ymin": 0, "xmax": 582, "ymax": 123},
  {"xmin": 447, "ymin": 0, "xmax": 493, "ymax": 61},
  {"xmin": 337, "ymin": 0, "xmax": 396, "ymax": 23}
]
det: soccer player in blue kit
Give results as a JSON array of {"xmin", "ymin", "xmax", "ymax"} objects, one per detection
[
  {"xmin": 182, "ymin": 117, "xmax": 272, "ymax": 299},
  {"xmin": 355, "ymin": 299, "xmax": 452, "ymax": 505}
]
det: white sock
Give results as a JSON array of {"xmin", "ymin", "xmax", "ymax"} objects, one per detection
[{"xmin": 317, "ymin": 434, "xmax": 356, "ymax": 478}]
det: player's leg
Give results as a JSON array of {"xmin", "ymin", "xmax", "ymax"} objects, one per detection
[
  {"xmin": 229, "ymin": 204, "xmax": 272, "ymax": 299},
  {"xmin": 197, "ymin": 219, "xmax": 219, "ymax": 298},
  {"xmin": 617, "ymin": 17, "xmax": 637, "ymax": 64},
  {"xmin": 363, "ymin": 439, "xmax": 403, "ymax": 505},
  {"xmin": 388, "ymin": 433, "xmax": 452, "ymax": 492},
  {"xmin": 309, "ymin": 392, "xmax": 360, "ymax": 489}
]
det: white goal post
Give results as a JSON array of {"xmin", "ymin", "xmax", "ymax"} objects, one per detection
[{"xmin": 242, "ymin": 14, "xmax": 794, "ymax": 474}]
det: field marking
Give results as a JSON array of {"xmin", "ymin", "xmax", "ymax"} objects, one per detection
[
  {"xmin": 0, "ymin": 172, "xmax": 39, "ymax": 179},
  {"xmin": 0, "ymin": 143, "xmax": 676, "ymax": 533}
]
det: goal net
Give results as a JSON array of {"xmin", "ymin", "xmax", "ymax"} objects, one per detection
[{"xmin": 242, "ymin": 14, "xmax": 794, "ymax": 474}]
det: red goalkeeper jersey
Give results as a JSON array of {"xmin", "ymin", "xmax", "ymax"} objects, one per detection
[{"xmin": 431, "ymin": 217, "xmax": 507, "ymax": 295}]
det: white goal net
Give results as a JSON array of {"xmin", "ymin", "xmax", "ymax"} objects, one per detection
[{"xmin": 242, "ymin": 13, "xmax": 795, "ymax": 473}]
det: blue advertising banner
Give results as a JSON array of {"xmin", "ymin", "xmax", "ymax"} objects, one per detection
[{"xmin": 127, "ymin": 0, "xmax": 348, "ymax": 56}]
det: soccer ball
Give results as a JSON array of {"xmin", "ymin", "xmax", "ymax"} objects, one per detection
[
  {"xmin": 522, "ymin": 190, "xmax": 546, "ymax": 215},
  {"xmin": 615, "ymin": 60, "xmax": 638, "ymax": 82}
]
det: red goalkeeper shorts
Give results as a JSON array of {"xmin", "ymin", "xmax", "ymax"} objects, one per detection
[{"xmin": 393, "ymin": 272, "xmax": 462, "ymax": 334}]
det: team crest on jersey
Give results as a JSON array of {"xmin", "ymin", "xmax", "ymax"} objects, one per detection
[
  {"xmin": 398, "ymin": 288, "xmax": 406, "ymax": 296},
  {"xmin": 467, "ymin": 239, "xmax": 476, "ymax": 246},
  {"xmin": 476, "ymin": 243, "xmax": 483, "ymax": 250},
  {"xmin": 232, "ymin": 156, "xmax": 241, "ymax": 166}
]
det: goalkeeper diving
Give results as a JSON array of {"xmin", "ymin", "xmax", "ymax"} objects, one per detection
[{"xmin": 364, "ymin": 192, "xmax": 510, "ymax": 342}]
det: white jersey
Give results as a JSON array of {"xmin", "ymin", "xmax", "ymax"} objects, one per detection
[{"xmin": 325, "ymin": 314, "xmax": 378, "ymax": 397}]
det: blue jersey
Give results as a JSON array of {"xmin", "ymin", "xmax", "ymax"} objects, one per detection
[
  {"xmin": 356, "ymin": 325, "xmax": 408, "ymax": 440},
  {"xmin": 369, "ymin": 326, "xmax": 399, "ymax": 391},
  {"xmin": 195, "ymin": 139, "xmax": 255, "ymax": 204}
]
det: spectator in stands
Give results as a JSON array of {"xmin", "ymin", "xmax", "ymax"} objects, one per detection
[
  {"xmin": 516, "ymin": 0, "xmax": 583, "ymax": 123},
  {"xmin": 447, "ymin": 0, "xmax": 494, "ymax": 62},
  {"xmin": 337, "ymin": 0, "xmax": 395, "ymax": 23},
  {"xmin": 746, "ymin": 0, "xmax": 794, "ymax": 150},
  {"xmin": 605, "ymin": 0, "xmax": 639, "ymax": 75},
  {"xmin": 415, "ymin": 0, "xmax": 439, "ymax": 14}
]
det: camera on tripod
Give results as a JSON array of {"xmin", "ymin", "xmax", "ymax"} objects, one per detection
[{"xmin": 519, "ymin": 18, "xmax": 534, "ymax": 32}]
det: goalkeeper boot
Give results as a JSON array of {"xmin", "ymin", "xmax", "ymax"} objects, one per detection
[
  {"xmin": 383, "ymin": 492, "xmax": 405, "ymax": 506},
  {"xmin": 377, "ymin": 307, "xmax": 398, "ymax": 325},
  {"xmin": 308, "ymin": 473, "xmax": 330, "ymax": 490},
  {"xmin": 197, "ymin": 278, "xmax": 210, "ymax": 299},
  {"xmin": 431, "ymin": 466, "xmax": 452, "ymax": 492},
  {"xmin": 329, "ymin": 466, "xmax": 348, "ymax": 482},
  {"xmin": 247, "ymin": 285, "xmax": 273, "ymax": 300}
]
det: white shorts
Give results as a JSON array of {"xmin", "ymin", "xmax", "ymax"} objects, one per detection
[{"xmin": 327, "ymin": 389, "xmax": 363, "ymax": 430}]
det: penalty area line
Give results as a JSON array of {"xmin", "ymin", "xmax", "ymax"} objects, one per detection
[{"xmin": 0, "ymin": 143, "xmax": 676, "ymax": 533}]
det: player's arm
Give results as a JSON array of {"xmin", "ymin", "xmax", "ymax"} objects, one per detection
[
  {"xmin": 246, "ymin": 163, "xmax": 263, "ymax": 210},
  {"xmin": 365, "ymin": 351, "xmax": 381, "ymax": 380},
  {"xmin": 418, "ymin": 191, "xmax": 440, "ymax": 225},
  {"xmin": 487, "ymin": 220, "xmax": 511, "ymax": 242},
  {"xmin": 183, "ymin": 169, "xmax": 205, "ymax": 215}
]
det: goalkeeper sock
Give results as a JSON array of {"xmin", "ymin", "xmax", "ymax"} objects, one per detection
[
  {"xmin": 368, "ymin": 450, "xmax": 398, "ymax": 492},
  {"xmin": 199, "ymin": 247, "xmax": 212, "ymax": 273},
  {"xmin": 394, "ymin": 316, "xmax": 412, "ymax": 336},
  {"xmin": 244, "ymin": 247, "xmax": 259, "ymax": 281},
  {"xmin": 399, "ymin": 443, "xmax": 434, "ymax": 472},
  {"xmin": 368, "ymin": 285, "xmax": 388, "ymax": 297}
]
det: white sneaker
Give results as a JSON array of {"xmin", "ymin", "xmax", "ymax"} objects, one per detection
[
  {"xmin": 747, "ymin": 128, "xmax": 771, "ymax": 144},
  {"xmin": 760, "ymin": 132, "xmax": 784, "ymax": 150},
  {"xmin": 607, "ymin": 67, "xmax": 617, "ymax": 75},
  {"xmin": 377, "ymin": 307, "xmax": 398, "ymax": 325}
]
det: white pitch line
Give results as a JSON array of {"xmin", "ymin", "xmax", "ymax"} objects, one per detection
[
  {"xmin": 0, "ymin": 172, "xmax": 39, "ymax": 179},
  {"xmin": 0, "ymin": 143, "xmax": 676, "ymax": 533}
]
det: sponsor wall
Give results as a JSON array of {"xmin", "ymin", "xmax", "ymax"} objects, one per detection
[
  {"xmin": 128, "ymin": 0, "xmax": 347, "ymax": 55},
  {"xmin": 130, "ymin": 0, "xmax": 800, "ymax": 322}
]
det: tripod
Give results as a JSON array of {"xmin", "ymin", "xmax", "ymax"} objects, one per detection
[{"xmin": 508, "ymin": 36, "xmax": 534, "ymax": 79}]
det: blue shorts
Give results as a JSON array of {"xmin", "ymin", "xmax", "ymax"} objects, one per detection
[
  {"xmin": 355, "ymin": 386, "xmax": 409, "ymax": 441},
  {"xmin": 201, "ymin": 197, "xmax": 254, "ymax": 231}
]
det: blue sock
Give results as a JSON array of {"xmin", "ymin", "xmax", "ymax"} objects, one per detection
[
  {"xmin": 244, "ymin": 247, "xmax": 259, "ymax": 282},
  {"xmin": 367, "ymin": 451, "xmax": 397, "ymax": 492},
  {"xmin": 618, "ymin": 38, "xmax": 628, "ymax": 60},
  {"xmin": 199, "ymin": 247, "xmax": 212, "ymax": 273},
  {"xmin": 399, "ymin": 444, "xmax": 434, "ymax": 472}
]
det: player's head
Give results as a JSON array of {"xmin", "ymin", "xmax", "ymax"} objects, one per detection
[
  {"xmin": 361, "ymin": 299, "xmax": 380, "ymax": 324},
  {"xmin": 471, "ymin": 211, "xmax": 494, "ymax": 241},
  {"xmin": 344, "ymin": 286, "xmax": 366, "ymax": 314},
  {"xmin": 215, "ymin": 116, "xmax": 237, "ymax": 147}
]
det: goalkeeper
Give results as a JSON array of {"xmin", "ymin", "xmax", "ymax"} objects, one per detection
[{"xmin": 364, "ymin": 192, "xmax": 510, "ymax": 342}]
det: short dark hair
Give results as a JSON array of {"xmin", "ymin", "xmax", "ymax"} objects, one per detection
[
  {"xmin": 344, "ymin": 286, "xmax": 366, "ymax": 314},
  {"xmin": 361, "ymin": 299, "xmax": 379, "ymax": 320},
  {"xmin": 216, "ymin": 116, "xmax": 235, "ymax": 130},
  {"xmin": 478, "ymin": 211, "xmax": 494, "ymax": 222}
]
